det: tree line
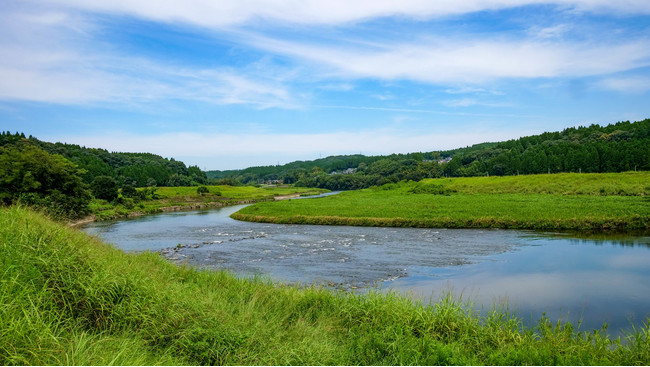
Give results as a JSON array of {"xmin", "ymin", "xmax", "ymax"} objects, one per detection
[
  {"xmin": 0, "ymin": 133, "xmax": 208, "ymax": 187},
  {"xmin": 0, "ymin": 133, "xmax": 211, "ymax": 218},
  {"xmin": 2, "ymin": 118, "xmax": 648, "ymax": 215},
  {"xmin": 208, "ymin": 119, "xmax": 650, "ymax": 190}
]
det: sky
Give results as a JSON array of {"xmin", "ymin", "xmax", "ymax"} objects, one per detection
[{"xmin": 1, "ymin": 1, "xmax": 649, "ymax": 170}]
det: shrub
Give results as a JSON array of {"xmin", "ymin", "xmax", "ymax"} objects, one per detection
[
  {"xmin": 91, "ymin": 176, "xmax": 118, "ymax": 201},
  {"xmin": 121, "ymin": 184, "xmax": 137, "ymax": 198},
  {"xmin": 408, "ymin": 183, "xmax": 456, "ymax": 195}
]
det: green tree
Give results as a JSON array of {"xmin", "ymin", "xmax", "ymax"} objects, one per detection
[
  {"xmin": 91, "ymin": 175, "xmax": 118, "ymax": 201},
  {"xmin": 121, "ymin": 183, "xmax": 137, "ymax": 198},
  {"xmin": 0, "ymin": 143, "xmax": 91, "ymax": 217}
]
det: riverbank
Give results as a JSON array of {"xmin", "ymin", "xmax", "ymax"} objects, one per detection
[
  {"xmin": 3, "ymin": 205, "xmax": 649, "ymax": 365},
  {"xmin": 232, "ymin": 172, "xmax": 650, "ymax": 231},
  {"xmin": 71, "ymin": 184, "xmax": 327, "ymax": 225}
]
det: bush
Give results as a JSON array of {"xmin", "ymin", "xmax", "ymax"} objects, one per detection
[
  {"xmin": 121, "ymin": 184, "xmax": 137, "ymax": 198},
  {"xmin": 91, "ymin": 176, "xmax": 118, "ymax": 201},
  {"xmin": 408, "ymin": 183, "xmax": 456, "ymax": 195},
  {"xmin": 196, "ymin": 186, "xmax": 209, "ymax": 195}
]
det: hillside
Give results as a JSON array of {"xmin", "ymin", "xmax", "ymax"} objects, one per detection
[
  {"xmin": 210, "ymin": 119, "xmax": 650, "ymax": 190},
  {"xmin": 0, "ymin": 132, "xmax": 208, "ymax": 187}
]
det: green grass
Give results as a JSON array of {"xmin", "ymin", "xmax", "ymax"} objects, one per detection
[
  {"xmin": 2, "ymin": 205, "xmax": 650, "ymax": 365},
  {"xmin": 87, "ymin": 185, "xmax": 327, "ymax": 221},
  {"xmin": 232, "ymin": 172, "xmax": 650, "ymax": 231}
]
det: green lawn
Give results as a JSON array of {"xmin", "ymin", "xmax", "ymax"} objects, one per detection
[{"xmin": 232, "ymin": 172, "xmax": 650, "ymax": 231}]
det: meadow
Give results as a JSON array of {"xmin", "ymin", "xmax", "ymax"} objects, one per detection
[
  {"xmin": 232, "ymin": 172, "xmax": 650, "ymax": 231},
  {"xmin": 2, "ymin": 205, "xmax": 650, "ymax": 365}
]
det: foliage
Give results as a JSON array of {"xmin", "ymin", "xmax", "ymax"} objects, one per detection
[
  {"xmin": 444, "ymin": 119, "xmax": 650, "ymax": 177},
  {"xmin": 233, "ymin": 172, "xmax": 650, "ymax": 231},
  {"xmin": 89, "ymin": 184, "xmax": 327, "ymax": 221},
  {"xmin": 207, "ymin": 119, "xmax": 650, "ymax": 190},
  {"xmin": 91, "ymin": 175, "xmax": 118, "ymax": 201},
  {"xmin": 2, "ymin": 206, "xmax": 649, "ymax": 365},
  {"xmin": 1, "ymin": 132, "xmax": 209, "ymax": 188},
  {"xmin": 0, "ymin": 142, "xmax": 91, "ymax": 218},
  {"xmin": 120, "ymin": 183, "xmax": 137, "ymax": 198}
]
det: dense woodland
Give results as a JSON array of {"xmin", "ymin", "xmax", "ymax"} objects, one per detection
[
  {"xmin": 208, "ymin": 119, "xmax": 650, "ymax": 190},
  {"xmin": 0, "ymin": 133, "xmax": 208, "ymax": 188},
  {"xmin": 0, "ymin": 134, "xmax": 209, "ymax": 217}
]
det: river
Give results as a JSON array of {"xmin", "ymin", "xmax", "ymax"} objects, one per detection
[{"xmin": 82, "ymin": 203, "xmax": 650, "ymax": 338}]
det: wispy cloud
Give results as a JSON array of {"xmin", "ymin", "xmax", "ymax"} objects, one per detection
[
  {"xmin": 0, "ymin": 5, "xmax": 298, "ymax": 107},
  {"xmin": 35, "ymin": 0, "xmax": 650, "ymax": 27},
  {"xmin": 442, "ymin": 98, "xmax": 512, "ymax": 108},
  {"xmin": 597, "ymin": 76, "xmax": 650, "ymax": 93},
  {"xmin": 248, "ymin": 35, "xmax": 650, "ymax": 84},
  {"xmin": 3, "ymin": 1, "xmax": 649, "ymax": 107}
]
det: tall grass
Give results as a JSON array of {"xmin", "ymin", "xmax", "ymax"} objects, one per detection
[
  {"xmin": 233, "ymin": 172, "xmax": 650, "ymax": 231},
  {"xmin": 2, "ymin": 206, "xmax": 650, "ymax": 365}
]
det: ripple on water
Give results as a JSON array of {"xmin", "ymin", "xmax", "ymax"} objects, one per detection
[{"xmin": 82, "ymin": 205, "xmax": 650, "ymax": 337}]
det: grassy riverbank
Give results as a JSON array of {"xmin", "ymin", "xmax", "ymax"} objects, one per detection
[
  {"xmin": 232, "ymin": 172, "xmax": 650, "ymax": 231},
  {"xmin": 86, "ymin": 185, "xmax": 327, "ymax": 222},
  {"xmin": 2, "ymin": 206, "xmax": 650, "ymax": 365}
]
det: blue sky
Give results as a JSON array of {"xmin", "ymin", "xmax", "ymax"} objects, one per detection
[{"xmin": 1, "ymin": 1, "xmax": 649, "ymax": 170}]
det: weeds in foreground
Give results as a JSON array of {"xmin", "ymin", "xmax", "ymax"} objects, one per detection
[{"xmin": 2, "ymin": 205, "xmax": 650, "ymax": 365}]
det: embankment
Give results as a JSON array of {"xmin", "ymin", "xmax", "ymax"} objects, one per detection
[{"xmin": 2, "ymin": 205, "xmax": 650, "ymax": 365}]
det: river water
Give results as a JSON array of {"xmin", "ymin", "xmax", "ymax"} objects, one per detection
[{"xmin": 82, "ymin": 204, "xmax": 650, "ymax": 337}]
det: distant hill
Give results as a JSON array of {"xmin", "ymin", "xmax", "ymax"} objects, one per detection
[
  {"xmin": 206, "ymin": 143, "xmax": 497, "ymax": 184},
  {"xmin": 208, "ymin": 118, "xmax": 650, "ymax": 190},
  {"xmin": 0, "ymin": 133, "xmax": 207, "ymax": 187},
  {"xmin": 444, "ymin": 119, "xmax": 650, "ymax": 177},
  {"xmin": 5, "ymin": 118, "xmax": 648, "ymax": 192}
]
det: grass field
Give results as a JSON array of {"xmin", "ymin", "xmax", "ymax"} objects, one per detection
[
  {"xmin": 232, "ymin": 172, "xmax": 650, "ymax": 231},
  {"xmin": 87, "ymin": 185, "xmax": 327, "ymax": 221},
  {"xmin": 2, "ymin": 205, "xmax": 650, "ymax": 365}
]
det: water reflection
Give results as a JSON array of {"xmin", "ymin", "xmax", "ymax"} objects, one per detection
[{"xmin": 390, "ymin": 236, "xmax": 650, "ymax": 335}]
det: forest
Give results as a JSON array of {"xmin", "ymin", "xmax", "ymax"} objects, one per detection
[
  {"xmin": 0, "ymin": 134, "xmax": 209, "ymax": 218},
  {"xmin": 208, "ymin": 119, "xmax": 650, "ymax": 190},
  {"xmin": 0, "ymin": 133, "xmax": 208, "ymax": 188}
]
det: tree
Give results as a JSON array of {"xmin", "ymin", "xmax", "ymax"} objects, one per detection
[
  {"xmin": 0, "ymin": 143, "xmax": 91, "ymax": 217},
  {"xmin": 91, "ymin": 175, "xmax": 118, "ymax": 201},
  {"xmin": 121, "ymin": 183, "xmax": 137, "ymax": 198}
]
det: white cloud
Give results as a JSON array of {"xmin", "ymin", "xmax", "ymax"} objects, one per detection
[
  {"xmin": 529, "ymin": 24, "xmax": 572, "ymax": 40},
  {"xmin": 2, "ymin": 0, "xmax": 649, "ymax": 108},
  {"xmin": 37, "ymin": 0, "xmax": 650, "ymax": 27},
  {"xmin": 444, "ymin": 87, "xmax": 503, "ymax": 95},
  {"xmin": 597, "ymin": 76, "xmax": 650, "ymax": 93},
  {"xmin": 0, "ymin": 4, "xmax": 299, "ymax": 107},
  {"xmin": 250, "ymin": 35, "xmax": 650, "ymax": 84}
]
